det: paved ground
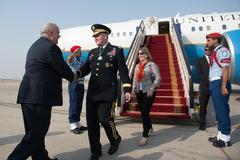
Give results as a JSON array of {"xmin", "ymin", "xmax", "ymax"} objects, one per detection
[{"xmin": 0, "ymin": 81, "xmax": 239, "ymax": 160}]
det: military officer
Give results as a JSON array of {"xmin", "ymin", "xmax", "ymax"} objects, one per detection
[
  {"xmin": 79, "ymin": 24, "xmax": 131, "ymax": 160},
  {"xmin": 206, "ymin": 32, "xmax": 232, "ymax": 148}
]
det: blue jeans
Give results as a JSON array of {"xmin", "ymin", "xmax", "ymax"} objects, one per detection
[
  {"xmin": 68, "ymin": 82, "xmax": 84, "ymax": 123},
  {"xmin": 210, "ymin": 79, "xmax": 231, "ymax": 135}
]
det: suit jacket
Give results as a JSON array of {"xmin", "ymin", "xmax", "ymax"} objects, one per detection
[
  {"xmin": 80, "ymin": 43, "xmax": 131, "ymax": 102},
  {"xmin": 132, "ymin": 61, "xmax": 161, "ymax": 93},
  {"xmin": 196, "ymin": 55, "xmax": 210, "ymax": 92},
  {"xmin": 17, "ymin": 37, "xmax": 74, "ymax": 106}
]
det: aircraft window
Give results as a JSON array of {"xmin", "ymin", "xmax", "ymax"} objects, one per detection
[
  {"xmin": 222, "ymin": 25, "xmax": 227, "ymax": 30},
  {"xmin": 111, "ymin": 33, "xmax": 114, "ymax": 37},
  {"xmin": 117, "ymin": 32, "xmax": 120, "ymax": 37},
  {"xmin": 123, "ymin": 32, "xmax": 126, "ymax": 37},
  {"xmin": 129, "ymin": 32, "xmax": 133, "ymax": 36},
  {"xmin": 191, "ymin": 27, "xmax": 195, "ymax": 32},
  {"xmin": 199, "ymin": 26, "xmax": 203, "ymax": 31},
  {"xmin": 206, "ymin": 26, "xmax": 211, "ymax": 31}
]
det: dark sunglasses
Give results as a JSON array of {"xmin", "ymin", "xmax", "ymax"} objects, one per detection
[
  {"xmin": 138, "ymin": 52, "xmax": 145, "ymax": 55},
  {"xmin": 205, "ymin": 49, "xmax": 210, "ymax": 51}
]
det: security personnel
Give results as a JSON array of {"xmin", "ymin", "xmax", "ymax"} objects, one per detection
[
  {"xmin": 196, "ymin": 46, "xmax": 211, "ymax": 130},
  {"xmin": 79, "ymin": 24, "xmax": 131, "ymax": 160},
  {"xmin": 206, "ymin": 32, "xmax": 232, "ymax": 148}
]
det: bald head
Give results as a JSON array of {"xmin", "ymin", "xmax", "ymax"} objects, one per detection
[{"xmin": 40, "ymin": 23, "xmax": 60, "ymax": 44}]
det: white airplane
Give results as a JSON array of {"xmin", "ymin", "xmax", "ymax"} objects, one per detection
[
  {"xmin": 58, "ymin": 11, "xmax": 240, "ymax": 85},
  {"xmin": 58, "ymin": 11, "xmax": 240, "ymax": 119}
]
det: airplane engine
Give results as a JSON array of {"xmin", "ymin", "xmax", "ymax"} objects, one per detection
[{"xmin": 222, "ymin": 30, "xmax": 240, "ymax": 85}]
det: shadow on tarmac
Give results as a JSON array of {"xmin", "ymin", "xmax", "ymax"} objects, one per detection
[
  {"xmin": 0, "ymin": 131, "xmax": 65, "ymax": 146},
  {"xmin": 56, "ymin": 119, "xmax": 196, "ymax": 160}
]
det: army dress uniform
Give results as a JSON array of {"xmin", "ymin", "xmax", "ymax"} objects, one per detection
[{"xmin": 79, "ymin": 25, "xmax": 131, "ymax": 157}]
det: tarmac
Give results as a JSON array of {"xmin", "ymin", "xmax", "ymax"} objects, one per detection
[{"xmin": 0, "ymin": 80, "xmax": 239, "ymax": 160}]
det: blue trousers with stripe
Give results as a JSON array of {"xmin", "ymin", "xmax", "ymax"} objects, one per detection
[
  {"xmin": 210, "ymin": 79, "xmax": 231, "ymax": 135},
  {"xmin": 68, "ymin": 82, "xmax": 84, "ymax": 123}
]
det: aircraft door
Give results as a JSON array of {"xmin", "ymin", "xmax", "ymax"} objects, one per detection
[{"xmin": 158, "ymin": 21, "xmax": 169, "ymax": 34}]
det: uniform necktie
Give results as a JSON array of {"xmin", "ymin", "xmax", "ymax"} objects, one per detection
[{"xmin": 100, "ymin": 47, "xmax": 103, "ymax": 53}]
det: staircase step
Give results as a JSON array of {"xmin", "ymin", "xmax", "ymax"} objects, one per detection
[
  {"xmin": 159, "ymin": 72, "xmax": 181, "ymax": 77},
  {"xmin": 154, "ymin": 96, "xmax": 186, "ymax": 104},
  {"xmin": 157, "ymin": 67, "xmax": 180, "ymax": 72},
  {"xmin": 161, "ymin": 78, "xmax": 182, "ymax": 83},
  {"xmin": 155, "ymin": 89, "xmax": 185, "ymax": 96},
  {"xmin": 159, "ymin": 83, "xmax": 183, "ymax": 90},
  {"xmin": 126, "ymin": 102, "xmax": 188, "ymax": 112},
  {"xmin": 121, "ymin": 111, "xmax": 190, "ymax": 119}
]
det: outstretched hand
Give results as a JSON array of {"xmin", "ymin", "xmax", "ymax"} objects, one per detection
[{"xmin": 125, "ymin": 92, "xmax": 131, "ymax": 102}]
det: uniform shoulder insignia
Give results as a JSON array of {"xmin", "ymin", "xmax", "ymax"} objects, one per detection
[{"xmin": 218, "ymin": 47, "xmax": 230, "ymax": 57}]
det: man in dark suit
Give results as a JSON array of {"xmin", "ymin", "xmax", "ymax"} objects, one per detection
[
  {"xmin": 79, "ymin": 24, "xmax": 131, "ymax": 160},
  {"xmin": 196, "ymin": 46, "xmax": 211, "ymax": 130},
  {"xmin": 7, "ymin": 23, "xmax": 76, "ymax": 160}
]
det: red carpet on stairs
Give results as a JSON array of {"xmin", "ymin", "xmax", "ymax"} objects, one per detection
[{"xmin": 121, "ymin": 34, "xmax": 190, "ymax": 119}]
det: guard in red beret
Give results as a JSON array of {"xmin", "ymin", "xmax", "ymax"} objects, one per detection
[
  {"xmin": 67, "ymin": 45, "xmax": 88, "ymax": 134},
  {"xmin": 206, "ymin": 32, "xmax": 222, "ymax": 39},
  {"xmin": 70, "ymin": 45, "xmax": 81, "ymax": 53},
  {"xmin": 206, "ymin": 32, "xmax": 232, "ymax": 148}
]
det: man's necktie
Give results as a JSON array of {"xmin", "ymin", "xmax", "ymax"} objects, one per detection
[{"xmin": 100, "ymin": 47, "xmax": 103, "ymax": 53}]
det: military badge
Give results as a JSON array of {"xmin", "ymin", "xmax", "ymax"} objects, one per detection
[
  {"xmin": 111, "ymin": 48, "xmax": 116, "ymax": 56},
  {"xmin": 98, "ymin": 56, "xmax": 103, "ymax": 61},
  {"xmin": 105, "ymin": 62, "xmax": 110, "ymax": 68}
]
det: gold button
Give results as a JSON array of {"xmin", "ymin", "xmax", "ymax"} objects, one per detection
[{"xmin": 96, "ymin": 74, "xmax": 98, "ymax": 76}]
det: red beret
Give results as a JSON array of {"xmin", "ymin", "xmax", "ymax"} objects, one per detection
[
  {"xmin": 70, "ymin": 45, "xmax": 81, "ymax": 53},
  {"xmin": 206, "ymin": 32, "xmax": 222, "ymax": 39}
]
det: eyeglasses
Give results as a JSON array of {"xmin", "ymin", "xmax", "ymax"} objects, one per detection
[
  {"xmin": 138, "ymin": 52, "xmax": 144, "ymax": 55},
  {"xmin": 205, "ymin": 49, "xmax": 210, "ymax": 51}
]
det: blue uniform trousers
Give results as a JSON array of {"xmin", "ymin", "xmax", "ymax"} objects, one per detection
[
  {"xmin": 68, "ymin": 82, "xmax": 84, "ymax": 123},
  {"xmin": 210, "ymin": 79, "xmax": 231, "ymax": 135}
]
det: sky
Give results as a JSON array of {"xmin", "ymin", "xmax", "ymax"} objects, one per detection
[{"xmin": 0, "ymin": 0, "xmax": 239, "ymax": 79}]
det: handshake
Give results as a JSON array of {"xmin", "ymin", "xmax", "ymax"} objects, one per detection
[{"xmin": 73, "ymin": 70, "xmax": 81, "ymax": 80}]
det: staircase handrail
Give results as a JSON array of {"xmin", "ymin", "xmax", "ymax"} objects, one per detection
[
  {"xmin": 118, "ymin": 20, "xmax": 146, "ymax": 113},
  {"xmin": 126, "ymin": 20, "xmax": 146, "ymax": 77},
  {"xmin": 170, "ymin": 18, "xmax": 194, "ymax": 112}
]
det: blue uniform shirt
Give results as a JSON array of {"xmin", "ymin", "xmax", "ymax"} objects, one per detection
[
  {"xmin": 209, "ymin": 45, "xmax": 231, "ymax": 81},
  {"xmin": 69, "ymin": 57, "xmax": 85, "ymax": 82}
]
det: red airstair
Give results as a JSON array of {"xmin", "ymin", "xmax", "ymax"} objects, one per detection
[{"xmin": 121, "ymin": 34, "xmax": 190, "ymax": 119}]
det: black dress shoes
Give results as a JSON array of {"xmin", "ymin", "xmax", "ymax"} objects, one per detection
[
  {"xmin": 79, "ymin": 125, "xmax": 88, "ymax": 131},
  {"xmin": 208, "ymin": 136, "xmax": 217, "ymax": 142},
  {"xmin": 70, "ymin": 128, "xmax": 83, "ymax": 134},
  {"xmin": 199, "ymin": 124, "xmax": 206, "ymax": 130},
  {"xmin": 48, "ymin": 157, "xmax": 59, "ymax": 160},
  {"xmin": 89, "ymin": 153, "xmax": 102, "ymax": 160},
  {"xmin": 108, "ymin": 136, "xmax": 121, "ymax": 155},
  {"xmin": 213, "ymin": 139, "xmax": 232, "ymax": 148}
]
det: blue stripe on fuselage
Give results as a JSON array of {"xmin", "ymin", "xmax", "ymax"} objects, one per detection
[
  {"xmin": 62, "ymin": 48, "xmax": 129, "ymax": 63},
  {"xmin": 224, "ymin": 30, "xmax": 240, "ymax": 84},
  {"xmin": 183, "ymin": 44, "xmax": 205, "ymax": 83}
]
